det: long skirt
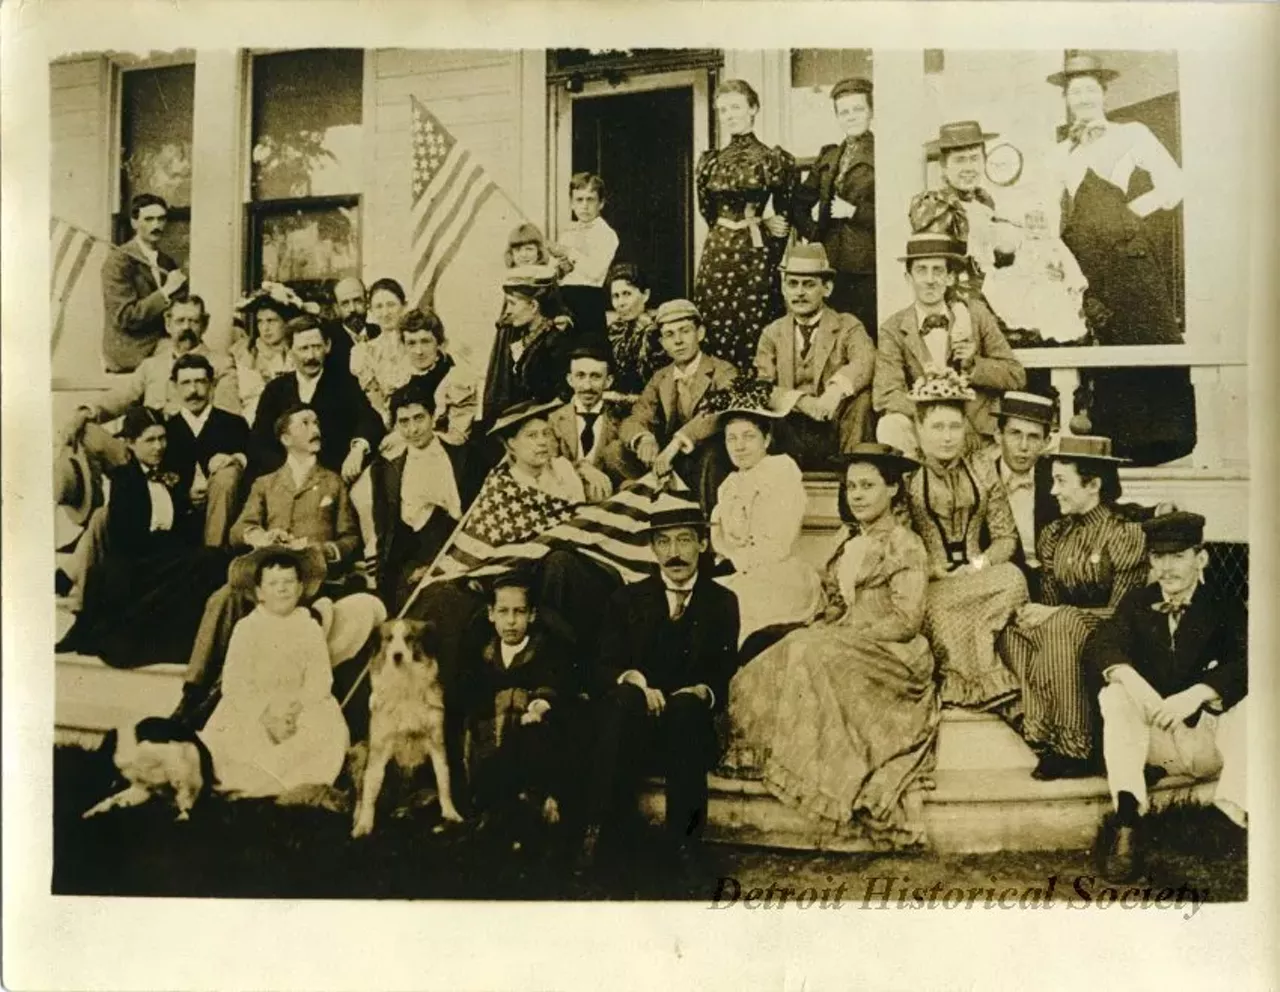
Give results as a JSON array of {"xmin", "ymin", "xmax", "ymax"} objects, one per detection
[
  {"xmin": 998, "ymin": 606, "xmax": 1106, "ymax": 760},
  {"xmin": 715, "ymin": 555, "xmax": 822, "ymax": 649},
  {"xmin": 693, "ymin": 225, "xmax": 783, "ymax": 373},
  {"xmin": 720, "ymin": 621, "xmax": 939, "ymax": 849},
  {"xmin": 924, "ymin": 562, "xmax": 1027, "ymax": 709}
]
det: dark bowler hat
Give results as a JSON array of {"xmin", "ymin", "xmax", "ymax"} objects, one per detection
[
  {"xmin": 898, "ymin": 232, "xmax": 967, "ymax": 263},
  {"xmin": 779, "ymin": 242, "xmax": 836, "ymax": 278},
  {"xmin": 1047, "ymin": 50, "xmax": 1120, "ymax": 88},
  {"xmin": 1142, "ymin": 511, "xmax": 1206, "ymax": 554},
  {"xmin": 566, "ymin": 340, "xmax": 613, "ymax": 366},
  {"xmin": 654, "ymin": 298, "xmax": 702, "ymax": 327},
  {"xmin": 997, "ymin": 391, "xmax": 1056, "ymax": 427},
  {"xmin": 926, "ymin": 120, "xmax": 999, "ymax": 155},
  {"xmin": 228, "ymin": 544, "xmax": 328, "ymax": 601},
  {"xmin": 643, "ymin": 505, "xmax": 710, "ymax": 536},
  {"xmin": 487, "ymin": 398, "xmax": 563, "ymax": 437},
  {"xmin": 836, "ymin": 442, "xmax": 921, "ymax": 478},
  {"xmin": 1050, "ymin": 434, "xmax": 1128, "ymax": 464}
]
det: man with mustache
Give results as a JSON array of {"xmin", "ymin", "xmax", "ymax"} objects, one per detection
[
  {"xmin": 325, "ymin": 276, "xmax": 378, "ymax": 375},
  {"xmin": 163, "ymin": 353, "xmax": 251, "ymax": 549},
  {"xmin": 579, "ymin": 506, "xmax": 740, "ymax": 877}
]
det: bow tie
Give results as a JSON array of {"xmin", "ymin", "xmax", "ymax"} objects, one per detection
[
  {"xmin": 954, "ymin": 187, "xmax": 995, "ymax": 209},
  {"xmin": 1069, "ymin": 120, "xmax": 1107, "ymax": 148},
  {"xmin": 1152, "ymin": 599, "xmax": 1191, "ymax": 620},
  {"xmin": 1004, "ymin": 473, "xmax": 1034, "ymax": 494},
  {"xmin": 921, "ymin": 314, "xmax": 949, "ymax": 333}
]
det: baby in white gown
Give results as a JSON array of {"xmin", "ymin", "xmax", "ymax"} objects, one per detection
[{"xmin": 983, "ymin": 209, "xmax": 1089, "ymax": 344}]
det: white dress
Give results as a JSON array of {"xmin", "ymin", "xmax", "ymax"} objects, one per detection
[
  {"xmin": 711, "ymin": 454, "xmax": 823, "ymax": 646},
  {"xmin": 199, "ymin": 606, "xmax": 350, "ymax": 796}
]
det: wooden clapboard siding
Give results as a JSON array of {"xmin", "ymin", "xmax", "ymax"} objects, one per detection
[
  {"xmin": 50, "ymin": 57, "xmax": 113, "ymax": 240},
  {"xmin": 363, "ymin": 49, "xmax": 537, "ymax": 286}
]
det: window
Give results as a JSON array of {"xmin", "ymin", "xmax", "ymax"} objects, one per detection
[
  {"xmin": 115, "ymin": 64, "xmax": 195, "ymax": 265},
  {"xmin": 788, "ymin": 50, "xmax": 873, "ymax": 164},
  {"xmin": 247, "ymin": 49, "xmax": 363, "ymax": 304}
]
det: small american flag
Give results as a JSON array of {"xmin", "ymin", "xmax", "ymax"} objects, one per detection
[
  {"xmin": 401, "ymin": 469, "xmax": 701, "ymax": 612},
  {"xmin": 50, "ymin": 217, "xmax": 111, "ymax": 368}
]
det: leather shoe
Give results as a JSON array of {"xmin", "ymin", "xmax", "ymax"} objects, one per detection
[
  {"xmin": 1102, "ymin": 822, "xmax": 1142, "ymax": 883},
  {"xmin": 1031, "ymin": 753, "xmax": 1095, "ymax": 780}
]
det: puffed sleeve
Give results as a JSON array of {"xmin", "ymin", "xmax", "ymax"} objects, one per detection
[
  {"xmin": 768, "ymin": 146, "xmax": 798, "ymax": 233},
  {"xmin": 909, "ymin": 189, "xmax": 968, "ymax": 241},
  {"xmin": 979, "ymin": 458, "xmax": 1019, "ymax": 565},
  {"xmin": 1105, "ymin": 517, "xmax": 1149, "ymax": 609},
  {"xmin": 1036, "ymin": 518, "xmax": 1066, "ymax": 606},
  {"xmin": 722, "ymin": 456, "xmax": 806, "ymax": 572},
  {"xmin": 1129, "ymin": 123, "xmax": 1184, "ymax": 213},
  {"xmin": 695, "ymin": 149, "xmax": 717, "ymax": 225},
  {"xmin": 857, "ymin": 528, "xmax": 929, "ymax": 642}
]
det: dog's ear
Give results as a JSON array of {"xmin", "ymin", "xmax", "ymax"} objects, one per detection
[{"xmin": 416, "ymin": 620, "xmax": 443, "ymax": 658}]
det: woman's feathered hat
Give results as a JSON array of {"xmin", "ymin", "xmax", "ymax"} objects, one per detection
[
  {"xmin": 907, "ymin": 367, "xmax": 976, "ymax": 405},
  {"xmin": 701, "ymin": 379, "xmax": 799, "ymax": 425},
  {"xmin": 233, "ymin": 281, "xmax": 320, "ymax": 328}
]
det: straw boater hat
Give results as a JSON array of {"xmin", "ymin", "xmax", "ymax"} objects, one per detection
[
  {"xmin": 1045, "ymin": 434, "xmax": 1129, "ymax": 464},
  {"xmin": 925, "ymin": 120, "xmax": 1000, "ymax": 157},
  {"xmin": 228, "ymin": 544, "xmax": 328, "ymax": 601},
  {"xmin": 1046, "ymin": 51, "xmax": 1120, "ymax": 88},
  {"xmin": 778, "ymin": 243, "xmax": 836, "ymax": 278},
  {"xmin": 836, "ymin": 442, "xmax": 921, "ymax": 478},
  {"xmin": 995, "ymin": 391, "xmax": 1056, "ymax": 427},
  {"xmin": 898, "ymin": 232, "xmax": 967, "ymax": 263},
  {"xmin": 643, "ymin": 505, "xmax": 710, "ymax": 536},
  {"xmin": 1141, "ymin": 510, "xmax": 1205, "ymax": 555},
  {"xmin": 53, "ymin": 442, "xmax": 98, "ymax": 529},
  {"xmin": 654, "ymin": 298, "xmax": 702, "ymax": 327},
  {"xmin": 907, "ymin": 368, "xmax": 977, "ymax": 406},
  {"xmin": 487, "ymin": 398, "xmax": 562, "ymax": 437}
]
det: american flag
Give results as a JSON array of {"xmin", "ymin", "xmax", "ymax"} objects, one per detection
[
  {"xmin": 400, "ymin": 469, "xmax": 701, "ymax": 613},
  {"xmin": 407, "ymin": 96, "xmax": 527, "ymax": 383},
  {"xmin": 51, "ymin": 217, "xmax": 112, "ymax": 379}
]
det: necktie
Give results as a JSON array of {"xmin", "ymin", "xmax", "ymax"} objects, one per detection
[
  {"xmin": 579, "ymin": 411, "xmax": 599, "ymax": 457},
  {"xmin": 667, "ymin": 586, "xmax": 691, "ymax": 621},
  {"xmin": 675, "ymin": 377, "xmax": 697, "ymax": 421},
  {"xmin": 1069, "ymin": 120, "xmax": 1107, "ymax": 149},
  {"xmin": 797, "ymin": 321, "xmax": 817, "ymax": 358}
]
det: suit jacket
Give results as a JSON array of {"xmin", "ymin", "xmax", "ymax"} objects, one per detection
[
  {"xmin": 163, "ymin": 408, "xmax": 251, "ymax": 496},
  {"xmin": 596, "ymin": 572, "xmax": 740, "ymax": 711},
  {"xmin": 755, "ymin": 307, "xmax": 875, "ymax": 398},
  {"xmin": 464, "ymin": 629, "xmax": 577, "ymax": 716},
  {"xmin": 791, "ymin": 133, "xmax": 876, "ymax": 275},
  {"xmin": 228, "ymin": 461, "xmax": 361, "ymax": 568},
  {"xmin": 101, "ymin": 240, "xmax": 182, "ymax": 373},
  {"xmin": 1086, "ymin": 583, "xmax": 1247, "ymax": 713},
  {"xmin": 618, "ymin": 353, "xmax": 739, "ymax": 451},
  {"xmin": 873, "ymin": 300, "xmax": 1025, "ymax": 437},
  {"xmin": 370, "ymin": 442, "xmax": 464, "ymax": 601},
  {"xmin": 95, "ymin": 341, "xmax": 239, "ymax": 420},
  {"xmin": 548, "ymin": 399, "xmax": 626, "ymax": 465},
  {"xmin": 104, "ymin": 459, "xmax": 195, "ymax": 558},
  {"xmin": 248, "ymin": 368, "xmax": 385, "ymax": 480}
]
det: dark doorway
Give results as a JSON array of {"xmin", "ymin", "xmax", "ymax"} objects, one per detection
[{"xmin": 571, "ymin": 87, "xmax": 694, "ymax": 307}]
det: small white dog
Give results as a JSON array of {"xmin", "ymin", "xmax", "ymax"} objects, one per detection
[
  {"xmin": 83, "ymin": 717, "xmax": 214, "ymax": 821},
  {"xmin": 351, "ymin": 619, "xmax": 464, "ymax": 838}
]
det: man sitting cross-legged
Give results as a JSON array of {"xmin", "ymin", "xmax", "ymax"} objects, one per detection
[
  {"xmin": 1086, "ymin": 511, "xmax": 1248, "ymax": 883},
  {"xmin": 172, "ymin": 404, "xmax": 386, "ymax": 730}
]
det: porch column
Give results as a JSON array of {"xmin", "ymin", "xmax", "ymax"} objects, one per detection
[{"xmin": 188, "ymin": 50, "xmax": 245, "ymax": 353}]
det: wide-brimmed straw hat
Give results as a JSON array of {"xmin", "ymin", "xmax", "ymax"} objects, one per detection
[
  {"xmin": 227, "ymin": 544, "xmax": 328, "ymax": 601},
  {"xmin": 835, "ymin": 442, "xmax": 921, "ymax": 478},
  {"xmin": 1045, "ymin": 434, "xmax": 1129, "ymax": 464},
  {"xmin": 642, "ymin": 505, "xmax": 710, "ymax": 536},
  {"xmin": 487, "ymin": 398, "xmax": 563, "ymax": 438},
  {"xmin": 925, "ymin": 120, "xmax": 1000, "ymax": 156},
  {"xmin": 53, "ymin": 442, "xmax": 98, "ymax": 528},
  {"xmin": 1046, "ymin": 51, "xmax": 1120, "ymax": 88},
  {"xmin": 705, "ymin": 379, "xmax": 798, "ymax": 426}
]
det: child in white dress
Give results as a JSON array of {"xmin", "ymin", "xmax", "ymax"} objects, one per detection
[{"xmin": 982, "ymin": 209, "xmax": 1089, "ymax": 344}]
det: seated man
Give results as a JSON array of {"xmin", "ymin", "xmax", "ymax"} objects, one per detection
[
  {"xmin": 164, "ymin": 353, "xmax": 251, "ymax": 549},
  {"xmin": 1087, "ymin": 512, "xmax": 1248, "ymax": 882},
  {"xmin": 172, "ymin": 404, "xmax": 385, "ymax": 729},
  {"xmin": 579, "ymin": 506, "xmax": 740, "ymax": 872},
  {"xmin": 755, "ymin": 243, "xmax": 875, "ymax": 469},
  {"xmin": 371, "ymin": 380, "xmax": 464, "ymax": 614},
  {"xmin": 462, "ymin": 571, "xmax": 583, "ymax": 836},
  {"xmin": 988, "ymin": 391, "xmax": 1057, "ymax": 596},
  {"xmin": 616, "ymin": 299, "xmax": 738, "ymax": 506},
  {"xmin": 874, "ymin": 233, "xmax": 1025, "ymax": 460},
  {"xmin": 549, "ymin": 344, "xmax": 627, "ymax": 500}
]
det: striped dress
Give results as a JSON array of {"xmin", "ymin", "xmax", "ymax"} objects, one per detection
[{"xmin": 998, "ymin": 503, "xmax": 1147, "ymax": 759}]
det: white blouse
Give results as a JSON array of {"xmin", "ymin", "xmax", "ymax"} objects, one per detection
[
  {"xmin": 147, "ymin": 479, "xmax": 175, "ymax": 533},
  {"xmin": 711, "ymin": 454, "xmax": 807, "ymax": 573},
  {"xmin": 1055, "ymin": 120, "xmax": 1184, "ymax": 216}
]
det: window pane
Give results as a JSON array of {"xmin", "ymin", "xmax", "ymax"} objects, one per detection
[
  {"xmin": 251, "ymin": 49, "xmax": 363, "ymax": 200},
  {"xmin": 121, "ymin": 64, "xmax": 195, "ymax": 208},
  {"xmin": 257, "ymin": 204, "xmax": 360, "ymax": 304},
  {"xmin": 788, "ymin": 49, "xmax": 873, "ymax": 158},
  {"xmin": 113, "ymin": 211, "xmax": 190, "ymax": 267}
]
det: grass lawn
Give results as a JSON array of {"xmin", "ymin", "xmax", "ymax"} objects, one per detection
[{"xmin": 53, "ymin": 745, "xmax": 1246, "ymax": 906}]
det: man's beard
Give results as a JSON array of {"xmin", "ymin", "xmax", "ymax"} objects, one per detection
[{"xmin": 342, "ymin": 312, "xmax": 366, "ymax": 333}]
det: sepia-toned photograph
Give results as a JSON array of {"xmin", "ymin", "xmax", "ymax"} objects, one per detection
[{"xmin": 44, "ymin": 44, "xmax": 1251, "ymax": 909}]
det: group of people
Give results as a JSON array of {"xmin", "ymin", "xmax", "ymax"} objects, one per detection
[{"xmin": 51, "ymin": 51, "xmax": 1242, "ymax": 883}]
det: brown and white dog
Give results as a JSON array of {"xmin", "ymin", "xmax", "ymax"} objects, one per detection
[
  {"xmin": 83, "ymin": 717, "xmax": 214, "ymax": 821},
  {"xmin": 351, "ymin": 618, "xmax": 464, "ymax": 838}
]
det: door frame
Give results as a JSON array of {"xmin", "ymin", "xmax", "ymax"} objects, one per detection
[{"xmin": 548, "ymin": 67, "xmax": 712, "ymax": 271}]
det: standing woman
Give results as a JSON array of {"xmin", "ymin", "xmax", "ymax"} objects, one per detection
[
  {"xmin": 709, "ymin": 386, "xmax": 823, "ymax": 647},
  {"xmin": 694, "ymin": 79, "xmax": 797, "ymax": 374},
  {"xmin": 1049, "ymin": 50, "xmax": 1195, "ymax": 465},
  {"xmin": 998, "ymin": 436, "xmax": 1147, "ymax": 779},
  {"xmin": 903, "ymin": 370, "xmax": 1028, "ymax": 710},
  {"xmin": 604, "ymin": 262, "xmax": 665, "ymax": 397},
  {"xmin": 722, "ymin": 444, "xmax": 938, "ymax": 848},
  {"xmin": 350, "ymin": 277, "xmax": 413, "ymax": 425},
  {"xmin": 792, "ymin": 77, "xmax": 878, "ymax": 335}
]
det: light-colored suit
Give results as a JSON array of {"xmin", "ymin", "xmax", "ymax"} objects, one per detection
[
  {"xmin": 618, "ymin": 352, "xmax": 739, "ymax": 452},
  {"xmin": 229, "ymin": 462, "xmax": 362, "ymax": 568},
  {"xmin": 548, "ymin": 400, "xmax": 625, "ymax": 462}
]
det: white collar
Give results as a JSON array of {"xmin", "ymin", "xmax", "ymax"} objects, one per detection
[
  {"xmin": 498, "ymin": 636, "xmax": 530, "ymax": 668},
  {"xmin": 180, "ymin": 403, "xmax": 213, "ymax": 434},
  {"xmin": 575, "ymin": 400, "xmax": 605, "ymax": 416},
  {"xmin": 285, "ymin": 453, "xmax": 318, "ymax": 485},
  {"xmin": 134, "ymin": 239, "xmax": 160, "ymax": 262},
  {"xmin": 404, "ymin": 437, "xmax": 444, "ymax": 460},
  {"xmin": 672, "ymin": 354, "xmax": 704, "ymax": 380},
  {"xmin": 793, "ymin": 309, "xmax": 824, "ymax": 330},
  {"xmin": 914, "ymin": 302, "xmax": 949, "ymax": 326},
  {"xmin": 662, "ymin": 573, "xmax": 698, "ymax": 593},
  {"xmin": 297, "ymin": 368, "xmax": 323, "ymax": 388}
]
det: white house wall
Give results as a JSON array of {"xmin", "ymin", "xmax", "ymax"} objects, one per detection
[{"xmin": 50, "ymin": 57, "xmax": 113, "ymax": 240}]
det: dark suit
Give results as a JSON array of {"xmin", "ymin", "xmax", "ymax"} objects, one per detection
[
  {"xmin": 100, "ymin": 240, "xmax": 182, "ymax": 373},
  {"xmin": 586, "ymin": 572, "xmax": 741, "ymax": 843},
  {"xmin": 163, "ymin": 408, "xmax": 251, "ymax": 547},
  {"xmin": 324, "ymin": 319, "xmax": 379, "ymax": 379},
  {"xmin": 248, "ymin": 368, "xmax": 385, "ymax": 481},
  {"xmin": 792, "ymin": 133, "xmax": 877, "ymax": 332},
  {"xmin": 370, "ymin": 443, "xmax": 464, "ymax": 612}
]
